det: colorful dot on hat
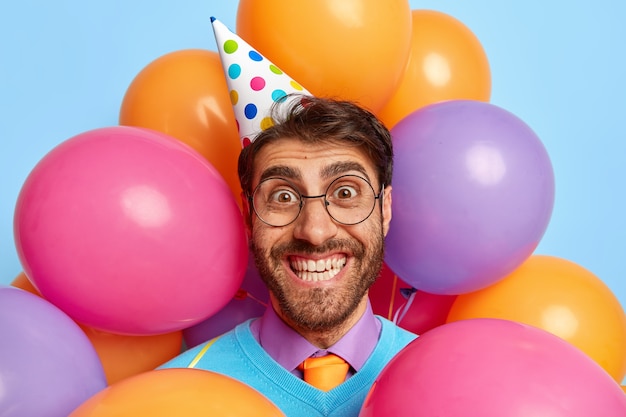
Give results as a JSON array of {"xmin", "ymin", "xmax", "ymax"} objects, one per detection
[
  {"xmin": 242, "ymin": 137, "xmax": 252, "ymax": 148},
  {"xmin": 250, "ymin": 77, "xmax": 266, "ymax": 91},
  {"xmin": 228, "ymin": 64, "xmax": 241, "ymax": 79},
  {"xmin": 271, "ymin": 89, "xmax": 287, "ymax": 102},
  {"xmin": 260, "ymin": 117, "xmax": 275, "ymax": 131},
  {"xmin": 223, "ymin": 39, "xmax": 238, "ymax": 54},
  {"xmin": 269, "ymin": 65, "xmax": 283, "ymax": 75},
  {"xmin": 230, "ymin": 90, "xmax": 239, "ymax": 105},
  {"xmin": 244, "ymin": 103, "xmax": 258, "ymax": 119},
  {"xmin": 249, "ymin": 50, "xmax": 263, "ymax": 62},
  {"xmin": 290, "ymin": 80, "xmax": 305, "ymax": 91}
]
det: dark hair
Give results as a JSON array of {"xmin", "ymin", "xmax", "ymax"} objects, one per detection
[{"xmin": 237, "ymin": 95, "xmax": 393, "ymax": 194}]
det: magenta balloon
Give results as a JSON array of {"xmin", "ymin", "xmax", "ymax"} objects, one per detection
[
  {"xmin": 396, "ymin": 290, "xmax": 456, "ymax": 335},
  {"xmin": 385, "ymin": 100, "xmax": 554, "ymax": 294},
  {"xmin": 360, "ymin": 318, "xmax": 626, "ymax": 417},
  {"xmin": 0, "ymin": 286, "xmax": 107, "ymax": 417},
  {"xmin": 14, "ymin": 126, "xmax": 248, "ymax": 335},
  {"xmin": 183, "ymin": 253, "xmax": 269, "ymax": 347}
]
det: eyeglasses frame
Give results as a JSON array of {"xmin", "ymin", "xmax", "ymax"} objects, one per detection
[{"xmin": 247, "ymin": 174, "xmax": 385, "ymax": 227}]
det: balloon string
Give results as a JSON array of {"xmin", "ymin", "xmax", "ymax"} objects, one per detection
[
  {"xmin": 387, "ymin": 274, "xmax": 399, "ymax": 320},
  {"xmin": 247, "ymin": 292, "xmax": 268, "ymax": 307},
  {"xmin": 393, "ymin": 289, "xmax": 417, "ymax": 324},
  {"xmin": 234, "ymin": 288, "xmax": 268, "ymax": 308}
]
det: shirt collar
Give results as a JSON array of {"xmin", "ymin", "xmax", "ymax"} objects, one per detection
[{"xmin": 254, "ymin": 300, "xmax": 381, "ymax": 372}]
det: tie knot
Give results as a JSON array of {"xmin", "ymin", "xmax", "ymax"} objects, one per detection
[{"xmin": 298, "ymin": 354, "xmax": 349, "ymax": 391}]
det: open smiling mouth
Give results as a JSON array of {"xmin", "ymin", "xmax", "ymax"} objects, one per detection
[{"xmin": 289, "ymin": 256, "xmax": 347, "ymax": 282}]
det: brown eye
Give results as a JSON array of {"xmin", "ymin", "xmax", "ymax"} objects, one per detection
[
  {"xmin": 334, "ymin": 186, "xmax": 357, "ymax": 200},
  {"xmin": 273, "ymin": 190, "xmax": 298, "ymax": 204}
]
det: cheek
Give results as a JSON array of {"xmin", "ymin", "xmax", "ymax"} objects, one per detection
[
  {"xmin": 351, "ymin": 221, "xmax": 384, "ymax": 252},
  {"xmin": 251, "ymin": 222, "xmax": 285, "ymax": 253},
  {"xmin": 251, "ymin": 224, "xmax": 268, "ymax": 251}
]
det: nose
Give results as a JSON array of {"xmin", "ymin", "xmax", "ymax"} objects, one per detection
[{"xmin": 292, "ymin": 196, "xmax": 338, "ymax": 246}]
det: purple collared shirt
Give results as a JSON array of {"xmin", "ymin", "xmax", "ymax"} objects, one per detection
[{"xmin": 249, "ymin": 300, "xmax": 381, "ymax": 378}]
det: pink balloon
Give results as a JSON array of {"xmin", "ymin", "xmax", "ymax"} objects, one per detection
[
  {"xmin": 360, "ymin": 319, "xmax": 626, "ymax": 417},
  {"xmin": 14, "ymin": 126, "xmax": 248, "ymax": 335},
  {"xmin": 386, "ymin": 100, "xmax": 554, "ymax": 294},
  {"xmin": 183, "ymin": 252, "xmax": 268, "ymax": 347}
]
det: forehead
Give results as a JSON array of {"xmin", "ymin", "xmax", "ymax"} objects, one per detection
[{"xmin": 252, "ymin": 137, "xmax": 377, "ymax": 185}]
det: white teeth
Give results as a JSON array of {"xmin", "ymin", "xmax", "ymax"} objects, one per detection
[
  {"xmin": 297, "ymin": 269, "xmax": 338, "ymax": 282},
  {"xmin": 290, "ymin": 256, "xmax": 346, "ymax": 281}
]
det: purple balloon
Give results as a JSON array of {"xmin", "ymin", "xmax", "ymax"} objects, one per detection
[
  {"xmin": 0, "ymin": 286, "xmax": 107, "ymax": 417},
  {"xmin": 183, "ymin": 253, "xmax": 268, "ymax": 347},
  {"xmin": 386, "ymin": 100, "xmax": 554, "ymax": 294}
]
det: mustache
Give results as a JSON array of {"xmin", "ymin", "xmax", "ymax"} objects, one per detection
[{"xmin": 270, "ymin": 238, "xmax": 365, "ymax": 259}]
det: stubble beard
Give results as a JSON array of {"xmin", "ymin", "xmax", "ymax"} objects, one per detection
[{"xmin": 251, "ymin": 226, "xmax": 385, "ymax": 333}]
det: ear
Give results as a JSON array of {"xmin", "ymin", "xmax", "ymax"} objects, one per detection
[
  {"xmin": 382, "ymin": 185, "xmax": 392, "ymax": 236},
  {"xmin": 240, "ymin": 191, "xmax": 253, "ymax": 238}
]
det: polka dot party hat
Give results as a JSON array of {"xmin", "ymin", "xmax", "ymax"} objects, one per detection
[{"xmin": 211, "ymin": 17, "xmax": 312, "ymax": 148}]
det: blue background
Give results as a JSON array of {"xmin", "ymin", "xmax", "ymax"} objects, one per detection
[{"xmin": 1, "ymin": 0, "xmax": 624, "ymax": 314}]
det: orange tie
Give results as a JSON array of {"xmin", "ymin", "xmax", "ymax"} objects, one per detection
[{"xmin": 298, "ymin": 354, "xmax": 350, "ymax": 391}]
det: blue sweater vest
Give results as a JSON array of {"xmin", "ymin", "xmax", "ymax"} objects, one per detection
[{"xmin": 159, "ymin": 317, "xmax": 416, "ymax": 416}]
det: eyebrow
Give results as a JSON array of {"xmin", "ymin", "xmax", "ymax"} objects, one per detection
[
  {"xmin": 259, "ymin": 161, "xmax": 372, "ymax": 183},
  {"xmin": 259, "ymin": 165, "xmax": 300, "ymax": 182},
  {"xmin": 321, "ymin": 161, "xmax": 371, "ymax": 182}
]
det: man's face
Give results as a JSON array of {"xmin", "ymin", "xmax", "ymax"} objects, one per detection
[{"xmin": 246, "ymin": 137, "xmax": 393, "ymax": 333}]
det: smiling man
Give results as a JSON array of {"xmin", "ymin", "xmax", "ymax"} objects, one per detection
[{"xmin": 159, "ymin": 95, "xmax": 416, "ymax": 416}]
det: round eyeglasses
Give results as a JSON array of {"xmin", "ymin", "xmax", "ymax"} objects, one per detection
[{"xmin": 249, "ymin": 174, "xmax": 384, "ymax": 227}]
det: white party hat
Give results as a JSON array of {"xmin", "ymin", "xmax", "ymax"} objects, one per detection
[{"xmin": 211, "ymin": 17, "xmax": 312, "ymax": 148}]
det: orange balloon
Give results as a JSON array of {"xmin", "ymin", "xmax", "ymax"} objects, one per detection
[
  {"xmin": 11, "ymin": 272, "xmax": 183, "ymax": 385},
  {"xmin": 378, "ymin": 10, "xmax": 491, "ymax": 128},
  {"xmin": 447, "ymin": 255, "xmax": 626, "ymax": 382},
  {"xmin": 11, "ymin": 271, "xmax": 39, "ymax": 295},
  {"xmin": 236, "ymin": 0, "xmax": 412, "ymax": 112},
  {"xmin": 69, "ymin": 368, "xmax": 286, "ymax": 416},
  {"xmin": 79, "ymin": 325, "xmax": 182, "ymax": 385},
  {"xmin": 119, "ymin": 49, "xmax": 242, "ymax": 206}
]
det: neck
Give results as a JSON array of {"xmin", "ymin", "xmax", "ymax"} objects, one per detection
[{"xmin": 273, "ymin": 296, "xmax": 369, "ymax": 349}]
